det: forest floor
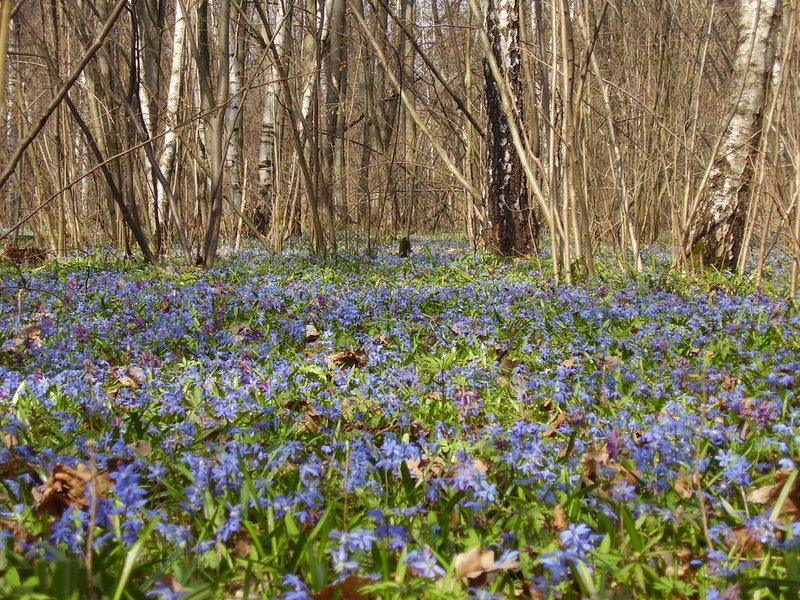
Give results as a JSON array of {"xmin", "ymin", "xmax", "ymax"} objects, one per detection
[{"xmin": 1, "ymin": 240, "xmax": 799, "ymax": 599}]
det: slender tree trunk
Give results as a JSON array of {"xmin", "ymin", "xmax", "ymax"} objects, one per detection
[
  {"xmin": 323, "ymin": 0, "xmax": 346, "ymax": 249},
  {"xmin": 258, "ymin": 0, "xmax": 288, "ymax": 249},
  {"xmin": 197, "ymin": 0, "xmax": 231, "ymax": 267},
  {"xmin": 156, "ymin": 0, "xmax": 186, "ymax": 247},
  {"xmin": 134, "ymin": 0, "xmax": 162, "ymax": 237},
  {"xmin": 226, "ymin": 1, "xmax": 246, "ymax": 242}
]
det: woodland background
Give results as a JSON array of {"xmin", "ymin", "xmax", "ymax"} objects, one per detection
[{"xmin": 0, "ymin": 0, "xmax": 798, "ymax": 282}]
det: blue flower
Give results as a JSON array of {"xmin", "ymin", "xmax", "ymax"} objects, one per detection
[
  {"xmin": 405, "ymin": 546, "xmax": 445, "ymax": 579},
  {"xmin": 559, "ymin": 523, "xmax": 601, "ymax": 558},
  {"xmin": 217, "ymin": 503, "xmax": 241, "ymax": 542},
  {"xmin": 716, "ymin": 450, "xmax": 750, "ymax": 486}
]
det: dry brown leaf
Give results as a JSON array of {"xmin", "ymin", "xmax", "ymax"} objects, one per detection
[
  {"xmin": 405, "ymin": 456, "xmax": 446, "ymax": 481},
  {"xmin": 156, "ymin": 574, "xmax": 184, "ymax": 594},
  {"xmin": 0, "ymin": 519, "xmax": 37, "ymax": 552},
  {"xmin": 298, "ymin": 411, "xmax": 320, "ymax": 433},
  {"xmin": 597, "ymin": 355, "xmax": 620, "ymax": 370},
  {"xmin": 0, "ymin": 453, "xmax": 24, "ymax": 478},
  {"xmin": 724, "ymin": 525, "xmax": 763, "ymax": 558},
  {"xmin": 117, "ymin": 376, "xmax": 138, "ymax": 388},
  {"xmin": 673, "ymin": 473, "xmax": 697, "ymax": 500},
  {"xmin": 550, "ymin": 504, "xmax": 568, "ymax": 531},
  {"xmin": 33, "ymin": 463, "xmax": 114, "ymax": 516},
  {"xmin": 6, "ymin": 323, "xmax": 42, "ymax": 351},
  {"xmin": 559, "ymin": 357, "xmax": 577, "ymax": 368},
  {"xmin": 234, "ymin": 530, "xmax": 251, "ymax": 558},
  {"xmin": 541, "ymin": 413, "xmax": 567, "ymax": 438},
  {"xmin": 580, "ymin": 447, "xmax": 610, "ymax": 480},
  {"xmin": 127, "ymin": 440, "xmax": 153, "ymax": 457},
  {"xmin": 720, "ymin": 373, "xmax": 738, "ymax": 392},
  {"xmin": 455, "ymin": 547, "xmax": 495, "ymax": 580},
  {"xmin": 471, "ymin": 459, "xmax": 489, "ymax": 474},
  {"xmin": 2, "ymin": 245, "xmax": 47, "ymax": 265},
  {"xmin": 125, "ymin": 366, "xmax": 147, "ymax": 386},
  {"xmin": 746, "ymin": 469, "xmax": 800, "ymax": 521},
  {"xmin": 312, "ymin": 574, "xmax": 373, "ymax": 600},
  {"xmin": 305, "ymin": 324, "xmax": 321, "ymax": 343},
  {"xmin": 454, "ymin": 547, "xmax": 520, "ymax": 586},
  {"xmin": 327, "ymin": 349, "xmax": 368, "ymax": 369}
]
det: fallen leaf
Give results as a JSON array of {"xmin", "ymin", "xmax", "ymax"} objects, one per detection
[
  {"xmin": 126, "ymin": 366, "xmax": 147, "ymax": 386},
  {"xmin": 327, "ymin": 349, "xmax": 368, "ymax": 369},
  {"xmin": 673, "ymin": 473, "xmax": 696, "ymax": 499},
  {"xmin": 746, "ymin": 469, "xmax": 800, "ymax": 521},
  {"xmin": 720, "ymin": 373, "xmax": 738, "ymax": 392},
  {"xmin": 405, "ymin": 456, "xmax": 446, "ymax": 481},
  {"xmin": 156, "ymin": 574, "xmax": 184, "ymax": 594},
  {"xmin": 541, "ymin": 413, "xmax": 567, "ymax": 438},
  {"xmin": 312, "ymin": 574, "xmax": 373, "ymax": 600},
  {"xmin": 234, "ymin": 530, "xmax": 251, "ymax": 558},
  {"xmin": 597, "ymin": 355, "xmax": 620, "ymax": 369},
  {"xmin": 455, "ymin": 547, "xmax": 495, "ymax": 580},
  {"xmin": 305, "ymin": 324, "xmax": 321, "ymax": 342},
  {"xmin": 470, "ymin": 459, "xmax": 489, "ymax": 474},
  {"xmin": 454, "ymin": 547, "xmax": 520, "ymax": 585},
  {"xmin": 127, "ymin": 440, "xmax": 153, "ymax": 457},
  {"xmin": 580, "ymin": 446, "xmax": 610, "ymax": 481},
  {"xmin": 559, "ymin": 357, "xmax": 576, "ymax": 368},
  {"xmin": 298, "ymin": 411, "xmax": 321, "ymax": 433},
  {"xmin": 724, "ymin": 525, "xmax": 762, "ymax": 558},
  {"xmin": 0, "ymin": 453, "xmax": 24, "ymax": 478},
  {"xmin": 33, "ymin": 463, "xmax": 114, "ymax": 516},
  {"xmin": 0, "ymin": 519, "xmax": 37, "ymax": 552},
  {"xmin": 550, "ymin": 504, "xmax": 568, "ymax": 531},
  {"xmin": 5, "ymin": 323, "xmax": 42, "ymax": 351}
]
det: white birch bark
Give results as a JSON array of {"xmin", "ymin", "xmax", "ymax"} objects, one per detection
[
  {"xmin": 136, "ymin": 0, "xmax": 162, "ymax": 234},
  {"xmin": 226, "ymin": 8, "xmax": 246, "ymax": 225},
  {"xmin": 688, "ymin": 0, "xmax": 781, "ymax": 269},
  {"xmin": 156, "ymin": 0, "xmax": 187, "ymax": 230},
  {"xmin": 258, "ymin": 0, "xmax": 289, "ymax": 247}
]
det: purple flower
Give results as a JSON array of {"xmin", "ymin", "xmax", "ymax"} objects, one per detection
[{"xmin": 454, "ymin": 386, "xmax": 481, "ymax": 420}]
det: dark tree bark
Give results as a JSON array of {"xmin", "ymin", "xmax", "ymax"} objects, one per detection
[{"xmin": 484, "ymin": 0, "xmax": 533, "ymax": 257}]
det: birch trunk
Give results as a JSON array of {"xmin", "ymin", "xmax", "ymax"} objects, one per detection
[
  {"xmin": 156, "ymin": 0, "xmax": 187, "ymax": 241},
  {"xmin": 226, "ymin": 4, "xmax": 246, "ymax": 237},
  {"xmin": 258, "ymin": 0, "xmax": 288, "ymax": 248},
  {"xmin": 134, "ymin": 0, "xmax": 162, "ymax": 235},
  {"xmin": 484, "ymin": 0, "xmax": 532, "ymax": 256},
  {"xmin": 687, "ymin": 0, "xmax": 781, "ymax": 270}
]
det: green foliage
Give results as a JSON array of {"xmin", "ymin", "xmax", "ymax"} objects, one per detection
[{"xmin": 1, "ymin": 241, "xmax": 799, "ymax": 598}]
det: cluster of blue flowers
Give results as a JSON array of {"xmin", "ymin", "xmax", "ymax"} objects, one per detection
[{"xmin": 0, "ymin": 242, "xmax": 798, "ymax": 596}]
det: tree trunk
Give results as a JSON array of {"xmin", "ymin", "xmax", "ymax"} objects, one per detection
[
  {"xmin": 687, "ymin": 0, "xmax": 781, "ymax": 270},
  {"xmin": 257, "ymin": 0, "xmax": 288, "ymax": 248},
  {"xmin": 196, "ymin": 0, "xmax": 231, "ymax": 267},
  {"xmin": 156, "ymin": 0, "xmax": 186, "ymax": 246},
  {"xmin": 484, "ymin": 0, "xmax": 532, "ymax": 256},
  {"xmin": 226, "ymin": 2, "xmax": 246, "ymax": 242}
]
